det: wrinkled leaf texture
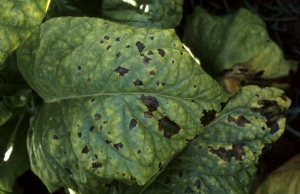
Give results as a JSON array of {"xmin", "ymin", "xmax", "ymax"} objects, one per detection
[
  {"xmin": 18, "ymin": 17, "xmax": 227, "ymax": 194},
  {"xmin": 0, "ymin": 0, "xmax": 50, "ymax": 67}
]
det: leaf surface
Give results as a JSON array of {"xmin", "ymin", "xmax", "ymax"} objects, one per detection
[
  {"xmin": 0, "ymin": 0, "xmax": 50, "ymax": 67},
  {"xmin": 121, "ymin": 86, "xmax": 290, "ymax": 194},
  {"xmin": 101, "ymin": 0, "xmax": 184, "ymax": 28},
  {"xmin": 18, "ymin": 17, "xmax": 227, "ymax": 193}
]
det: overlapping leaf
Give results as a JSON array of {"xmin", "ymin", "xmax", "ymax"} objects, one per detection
[
  {"xmin": 183, "ymin": 7, "xmax": 297, "ymax": 92},
  {"xmin": 120, "ymin": 86, "xmax": 290, "ymax": 194},
  {"xmin": 101, "ymin": 0, "xmax": 184, "ymax": 28},
  {"xmin": 0, "ymin": 0, "xmax": 50, "ymax": 67},
  {"xmin": 18, "ymin": 17, "xmax": 227, "ymax": 193}
]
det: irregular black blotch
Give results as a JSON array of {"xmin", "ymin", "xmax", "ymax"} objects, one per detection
[
  {"xmin": 92, "ymin": 162, "xmax": 103, "ymax": 168},
  {"xmin": 113, "ymin": 143, "xmax": 123, "ymax": 150},
  {"xmin": 78, "ymin": 132, "xmax": 82, "ymax": 138},
  {"xmin": 158, "ymin": 117, "xmax": 181, "ymax": 139},
  {"xmin": 267, "ymin": 121, "xmax": 280, "ymax": 134},
  {"xmin": 157, "ymin": 49, "xmax": 165, "ymax": 57},
  {"xmin": 164, "ymin": 176, "xmax": 171, "ymax": 184},
  {"xmin": 149, "ymin": 70, "xmax": 155, "ymax": 75},
  {"xmin": 94, "ymin": 113, "xmax": 101, "ymax": 120},
  {"xmin": 82, "ymin": 145, "xmax": 89, "ymax": 154},
  {"xmin": 136, "ymin": 41, "xmax": 145, "ymax": 53},
  {"xmin": 184, "ymin": 187, "xmax": 195, "ymax": 193},
  {"xmin": 209, "ymin": 143, "xmax": 246, "ymax": 162},
  {"xmin": 150, "ymin": 36, "xmax": 154, "ymax": 40},
  {"xmin": 106, "ymin": 45, "xmax": 111, "ymax": 50},
  {"xmin": 104, "ymin": 35, "xmax": 110, "ymax": 40},
  {"xmin": 178, "ymin": 171, "xmax": 183, "ymax": 177},
  {"xmin": 143, "ymin": 56, "xmax": 152, "ymax": 64},
  {"xmin": 140, "ymin": 95, "xmax": 159, "ymax": 111},
  {"xmin": 200, "ymin": 110, "xmax": 217, "ymax": 126},
  {"xmin": 52, "ymin": 135, "xmax": 58, "ymax": 139},
  {"xmin": 194, "ymin": 180, "xmax": 201, "ymax": 189},
  {"xmin": 115, "ymin": 66, "xmax": 130, "ymax": 76},
  {"xmin": 89, "ymin": 125, "xmax": 95, "ymax": 132},
  {"xmin": 65, "ymin": 168, "xmax": 72, "ymax": 174},
  {"xmin": 133, "ymin": 79, "xmax": 143, "ymax": 86},
  {"xmin": 105, "ymin": 140, "xmax": 112, "ymax": 144},
  {"xmin": 115, "ymin": 37, "xmax": 120, "ymax": 41},
  {"xmin": 148, "ymin": 51, "xmax": 153, "ymax": 55},
  {"xmin": 228, "ymin": 115, "xmax": 251, "ymax": 127},
  {"xmin": 129, "ymin": 119, "xmax": 137, "ymax": 129},
  {"xmin": 116, "ymin": 52, "xmax": 121, "ymax": 59}
]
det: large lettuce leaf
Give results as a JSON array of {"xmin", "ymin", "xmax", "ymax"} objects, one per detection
[
  {"xmin": 17, "ymin": 17, "xmax": 227, "ymax": 193},
  {"xmin": 183, "ymin": 7, "xmax": 297, "ymax": 92},
  {"xmin": 0, "ymin": 0, "xmax": 50, "ymax": 68}
]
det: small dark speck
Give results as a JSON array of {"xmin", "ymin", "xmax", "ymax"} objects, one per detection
[
  {"xmin": 133, "ymin": 79, "xmax": 143, "ymax": 86},
  {"xmin": 91, "ymin": 99, "xmax": 95, "ymax": 102},
  {"xmin": 149, "ymin": 70, "xmax": 155, "ymax": 75},
  {"xmin": 53, "ymin": 135, "xmax": 58, "ymax": 140},
  {"xmin": 106, "ymin": 45, "xmax": 111, "ymax": 50},
  {"xmin": 77, "ymin": 66, "xmax": 81, "ymax": 70},
  {"xmin": 116, "ymin": 52, "xmax": 121, "ymax": 59},
  {"xmin": 126, "ymin": 45, "xmax": 130, "ymax": 48},
  {"xmin": 104, "ymin": 36, "xmax": 110, "ymax": 40},
  {"xmin": 184, "ymin": 187, "xmax": 195, "ymax": 193},
  {"xmin": 148, "ymin": 51, "xmax": 153, "ymax": 55},
  {"xmin": 105, "ymin": 140, "xmax": 112, "ymax": 144},
  {"xmin": 92, "ymin": 162, "xmax": 103, "ymax": 168},
  {"xmin": 100, "ymin": 40, "xmax": 104, "ymax": 44},
  {"xmin": 94, "ymin": 113, "xmax": 101, "ymax": 120},
  {"xmin": 87, "ymin": 78, "xmax": 92, "ymax": 82},
  {"xmin": 161, "ymin": 82, "xmax": 166, "ymax": 86},
  {"xmin": 115, "ymin": 37, "xmax": 120, "ymax": 41},
  {"xmin": 180, "ymin": 51, "xmax": 183, "ymax": 55},
  {"xmin": 172, "ymin": 60, "xmax": 174, "ymax": 64},
  {"xmin": 103, "ymin": 120, "xmax": 108, "ymax": 124},
  {"xmin": 150, "ymin": 36, "xmax": 154, "ymax": 40},
  {"xmin": 89, "ymin": 125, "xmax": 95, "ymax": 132}
]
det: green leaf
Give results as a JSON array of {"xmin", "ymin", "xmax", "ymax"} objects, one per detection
[
  {"xmin": 122, "ymin": 86, "xmax": 290, "ymax": 194},
  {"xmin": 0, "ymin": 89, "xmax": 32, "ymax": 194},
  {"xmin": 183, "ymin": 7, "xmax": 297, "ymax": 91},
  {"xmin": 101, "ymin": 0, "xmax": 184, "ymax": 28},
  {"xmin": 0, "ymin": 0, "xmax": 50, "ymax": 67},
  {"xmin": 18, "ymin": 17, "xmax": 227, "ymax": 193}
]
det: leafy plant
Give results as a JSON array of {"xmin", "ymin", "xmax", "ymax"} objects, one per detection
[{"xmin": 0, "ymin": 1, "xmax": 294, "ymax": 194}]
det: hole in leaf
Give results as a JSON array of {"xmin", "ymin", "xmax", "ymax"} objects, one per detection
[
  {"xmin": 227, "ymin": 115, "xmax": 251, "ymax": 127},
  {"xmin": 267, "ymin": 121, "xmax": 280, "ymax": 134},
  {"xmin": 200, "ymin": 110, "xmax": 217, "ymax": 126}
]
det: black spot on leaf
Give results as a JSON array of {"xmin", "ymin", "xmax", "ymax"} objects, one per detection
[
  {"xmin": 87, "ymin": 78, "xmax": 92, "ymax": 82},
  {"xmin": 140, "ymin": 95, "xmax": 159, "ymax": 111},
  {"xmin": 115, "ymin": 37, "xmax": 120, "ymax": 41},
  {"xmin": 113, "ymin": 143, "xmax": 123, "ymax": 150},
  {"xmin": 164, "ymin": 176, "xmax": 171, "ymax": 184},
  {"xmin": 161, "ymin": 82, "xmax": 166, "ymax": 86},
  {"xmin": 209, "ymin": 143, "xmax": 246, "ymax": 162},
  {"xmin": 126, "ymin": 45, "xmax": 130, "ymax": 48},
  {"xmin": 172, "ymin": 60, "xmax": 174, "ymax": 64},
  {"xmin": 52, "ymin": 135, "xmax": 58, "ymax": 139},
  {"xmin": 194, "ymin": 180, "xmax": 201, "ymax": 189},
  {"xmin": 267, "ymin": 121, "xmax": 280, "ymax": 134},
  {"xmin": 129, "ymin": 119, "xmax": 137, "ymax": 129},
  {"xmin": 143, "ymin": 56, "xmax": 152, "ymax": 64},
  {"xmin": 137, "ymin": 150, "xmax": 142, "ymax": 154},
  {"xmin": 106, "ymin": 45, "xmax": 111, "ymax": 50},
  {"xmin": 105, "ymin": 140, "xmax": 112, "ymax": 144},
  {"xmin": 77, "ymin": 66, "xmax": 81, "ymax": 70},
  {"xmin": 133, "ymin": 79, "xmax": 143, "ymax": 86},
  {"xmin": 116, "ymin": 52, "xmax": 121, "ymax": 59},
  {"xmin": 158, "ymin": 162, "xmax": 163, "ymax": 171},
  {"xmin": 150, "ymin": 36, "xmax": 154, "ymax": 40},
  {"xmin": 184, "ymin": 187, "xmax": 195, "ymax": 193},
  {"xmin": 157, "ymin": 49, "xmax": 165, "ymax": 57},
  {"xmin": 91, "ymin": 99, "xmax": 95, "ymax": 102},
  {"xmin": 158, "ymin": 117, "xmax": 181, "ymax": 138},
  {"xmin": 180, "ymin": 51, "xmax": 183, "ymax": 55},
  {"xmin": 82, "ymin": 145, "xmax": 89, "ymax": 154},
  {"xmin": 156, "ymin": 82, "xmax": 159, "ymax": 86},
  {"xmin": 115, "ymin": 66, "xmax": 129, "ymax": 76},
  {"xmin": 78, "ymin": 132, "xmax": 82, "ymax": 138},
  {"xmin": 149, "ymin": 70, "xmax": 155, "ymax": 75},
  {"xmin": 94, "ymin": 113, "xmax": 101, "ymax": 120},
  {"xmin": 89, "ymin": 125, "xmax": 95, "ymax": 132},
  {"xmin": 104, "ymin": 35, "xmax": 109, "ymax": 40},
  {"xmin": 200, "ymin": 110, "xmax": 217, "ymax": 126},
  {"xmin": 99, "ymin": 125, "xmax": 103, "ymax": 131},
  {"xmin": 92, "ymin": 162, "xmax": 103, "ymax": 168},
  {"xmin": 94, "ymin": 154, "xmax": 98, "ymax": 159},
  {"xmin": 136, "ymin": 41, "xmax": 145, "ymax": 53},
  {"xmin": 178, "ymin": 171, "xmax": 183, "ymax": 177},
  {"xmin": 103, "ymin": 120, "xmax": 108, "ymax": 124},
  {"xmin": 65, "ymin": 168, "xmax": 72, "ymax": 174},
  {"xmin": 148, "ymin": 51, "xmax": 153, "ymax": 55},
  {"xmin": 100, "ymin": 40, "xmax": 104, "ymax": 44},
  {"xmin": 228, "ymin": 115, "xmax": 251, "ymax": 127},
  {"xmin": 130, "ymin": 175, "xmax": 136, "ymax": 180}
]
